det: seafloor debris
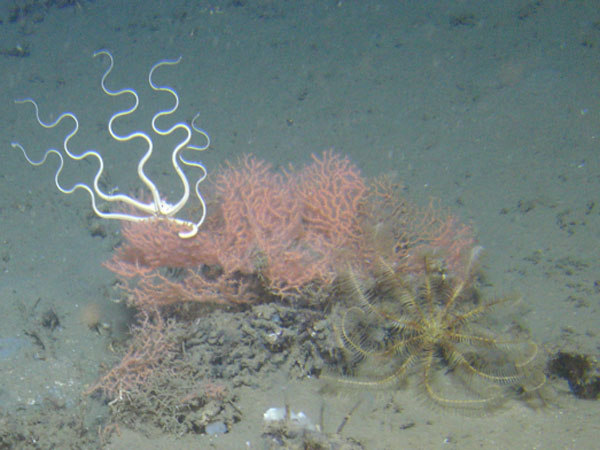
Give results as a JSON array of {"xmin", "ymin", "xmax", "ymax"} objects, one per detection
[{"xmin": 548, "ymin": 352, "xmax": 600, "ymax": 399}]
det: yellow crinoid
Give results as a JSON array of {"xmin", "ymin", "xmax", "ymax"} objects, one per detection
[{"xmin": 331, "ymin": 246, "xmax": 547, "ymax": 410}]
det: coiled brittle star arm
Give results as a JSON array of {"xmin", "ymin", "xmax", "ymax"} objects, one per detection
[{"xmin": 11, "ymin": 50, "xmax": 210, "ymax": 239}]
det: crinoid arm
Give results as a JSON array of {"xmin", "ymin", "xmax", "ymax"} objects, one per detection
[
  {"xmin": 417, "ymin": 350, "xmax": 507, "ymax": 410},
  {"xmin": 326, "ymin": 269, "xmax": 419, "ymax": 389},
  {"xmin": 327, "ymin": 247, "xmax": 549, "ymax": 411},
  {"xmin": 329, "ymin": 304, "xmax": 416, "ymax": 389}
]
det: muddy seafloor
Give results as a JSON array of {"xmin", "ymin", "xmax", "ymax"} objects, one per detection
[{"xmin": 1, "ymin": 0, "xmax": 599, "ymax": 449}]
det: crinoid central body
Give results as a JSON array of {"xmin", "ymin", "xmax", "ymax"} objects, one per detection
[{"xmin": 331, "ymin": 247, "xmax": 547, "ymax": 410}]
